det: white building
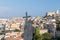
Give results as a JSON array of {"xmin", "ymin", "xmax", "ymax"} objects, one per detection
[
  {"xmin": 0, "ymin": 23, "xmax": 5, "ymax": 32},
  {"xmin": 46, "ymin": 10, "xmax": 59, "ymax": 17}
]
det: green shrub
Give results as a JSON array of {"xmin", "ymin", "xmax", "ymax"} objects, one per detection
[{"xmin": 14, "ymin": 29, "xmax": 20, "ymax": 32}]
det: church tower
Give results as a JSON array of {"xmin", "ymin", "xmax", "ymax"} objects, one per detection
[
  {"xmin": 55, "ymin": 10, "xmax": 59, "ymax": 14},
  {"xmin": 24, "ymin": 12, "xmax": 34, "ymax": 40}
]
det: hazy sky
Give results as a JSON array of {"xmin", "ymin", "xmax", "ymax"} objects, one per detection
[{"xmin": 0, "ymin": 0, "xmax": 60, "ymax": 18}]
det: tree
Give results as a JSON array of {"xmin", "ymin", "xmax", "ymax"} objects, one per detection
[
  {"xmin": 14, "ymin": 29, "xmax": 20, "ymax": 32},
  {"xmin": 32, "ymin": 28, "xmax": 41, "ymax": 40},
  {"xmin": 56, "ymin": 21, "xmax": 60, "ymax": 31},
  {"xmin": 42, "ymin": 33, "xmax": 52, "ymax": 40},
  {"xmin": 32, "ymin": 28, "xmax": 52, "ymax": 40},
  {"xmin": 56, "ymin": 37, "xmax": 60, "ymax": 40}
]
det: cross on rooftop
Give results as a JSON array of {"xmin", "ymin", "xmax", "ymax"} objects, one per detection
[
  {"xmin": 23, "ymin": 12, "xmax": 31, "ymax": 21},
  {"xmin": 23, "ymin": 12, "xmax": 31, "ymax": 28}
]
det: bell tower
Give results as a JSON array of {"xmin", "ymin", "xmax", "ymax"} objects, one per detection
[{"xmin": 23, "ymin": 12, "xmax": 33, "ymax": 40}]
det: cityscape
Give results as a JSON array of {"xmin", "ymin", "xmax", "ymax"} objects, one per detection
[
  {"xmin": 0, "ymin": 10, "xmax": 60, "ymax": 40},
  {"xmin": 0, "ymin": 0, "xmax": 60, "ymax": 40}
]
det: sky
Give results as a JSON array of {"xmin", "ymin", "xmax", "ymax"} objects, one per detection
[{"xmin": 0, "ymin": 0, "xmax": 60, "ymax": 18}]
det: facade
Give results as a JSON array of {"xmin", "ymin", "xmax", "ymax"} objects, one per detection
[
  {"xmin": 5, "ymin": 32, "xmax": 24, "ymax": 40},
  {"xmin": 40, "ymin": 29, "xmax": 48, "ymax": 35},
  {"xmin": 46, "ymin": 10, "xmax": 59, "ymax": 17},
  {"xmin": 44, "ymin": 19, "xmax": 56, "ymax": 37},
  {"xmin": 24, "ymin": 20, "xmax": 34, "ymax": 40},
  {"xmin": 24, "ymin": 13, "xmax": 34, "ymax": 40},
  {"xmin": 10, "ymin": 23, "xmax": 20, "ymax": 30},
  {"xmin": 0, "ymin": 23, "xmax": 5, "ymax": 32}
]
